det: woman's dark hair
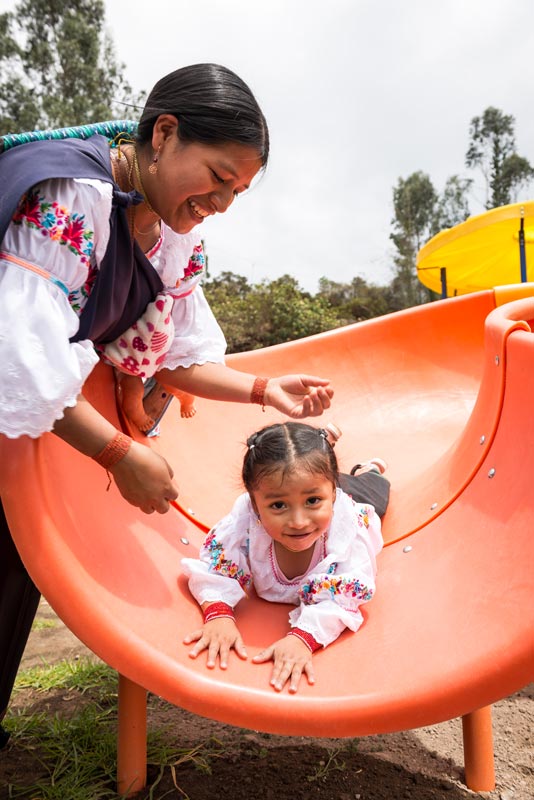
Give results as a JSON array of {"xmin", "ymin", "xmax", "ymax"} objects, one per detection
[
  {"xmin": 242, "ymin": 422, "xmax": 339, "ymax": 493},
  {"xmin": 137, "ymin": 63, "xmax": 269, "ymax": 165}
]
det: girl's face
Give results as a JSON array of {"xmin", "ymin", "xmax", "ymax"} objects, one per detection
[
  {"xmin": 252, "ymin": 466, "xmax": 336, "ymax": 554},
  {"xmin": 146, "ymin": 115, "xmax": 263, "ymax": 234}
]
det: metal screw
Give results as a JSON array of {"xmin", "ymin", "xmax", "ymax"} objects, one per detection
[
  {"xmin": 180, "ymin": 537, "xmax": 190, "ymax": 545},
  {"xmin": 187, "ymin": 508, "xmax": 196, "ymax": 516},
  {"xmin": 495, "ymin": 355, "xmax": 500, "ymax": 365},
  {"xmin": 430, "ymin": 502, "xmax": 438, "ymax": 510},
  {"xmin": 488, "ymin": 468, "xmax": 496, "ymax": 479},
  {"xmin": 403, "ymin": 545, "xmax": 413, "ymax": 553},
  {"xmin": 480, "ymin": 435, "xmax": 485, "ymax": 445}
]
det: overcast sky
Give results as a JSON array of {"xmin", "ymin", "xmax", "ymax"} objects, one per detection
[{"xmin": 8, "ymin": 0, "xmax": 534, "ymax": 291}]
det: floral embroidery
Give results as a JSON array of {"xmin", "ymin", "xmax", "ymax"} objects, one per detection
[
  {"xmin": 13, "ymin": 187, "xmax": 95, "ymax": 265},
  {"xmin": 182, "ymin": 243, "xmax": 205, "ymax": 282},
  {"xmin": 202, "ymin": 531, "xmax": 252, "ymax": 590},
  {"xmin": 13, "ymin": 186, "xmax": 97, "ymax": 314},
  {"xmin": 299, "ymin": 575, "xmax": 374, "ymax": 604},
  {"xmin": 357, "ymin": 507, "xmax": 371, "ymax": 528},
  {"xmin": 69, "ymin": 263, "xmax": 98, "ymax": 313}
]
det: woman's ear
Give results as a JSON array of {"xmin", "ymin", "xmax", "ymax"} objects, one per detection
[{"xmin": 151, "ymin": 114, "xmax": 179, "ymax": 150}]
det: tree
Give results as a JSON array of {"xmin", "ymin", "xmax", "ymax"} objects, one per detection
[
  {"xmin": 317, "ymin": 276, "xmax": 394, "ymax": 322},
  {"xmin": 204, "ymin": 273, "xmax": 339, "ymax": 353},
  {"xmin": 0, "ymin": 0, "xmax": 136, "ymax": 134},
  {"xmin": 465, "ymin": 106, "xmax": 534, "ymax": 208},
  {"xmin": 203, "ymin": 271, "xmax": 257, "ymax": 353},
  {"xmin": 389, "ymin": 171, "xmax": 438, "ymax": 308},
  {"xmin": 251, "ymin": 275, "xmax": 339, "ymax": 348},
  {"xmin": 432, "ymin": 175, "xmax": 472, "ymax": 233}
]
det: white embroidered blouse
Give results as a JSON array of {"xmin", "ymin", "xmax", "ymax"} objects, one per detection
[
  {"xmin": 182, "ymin": 488, "xmax": 383, "ymax": 648},
  {"xmin": 0, "ymin": 177, "xmax": 226, "ymax": 438}
]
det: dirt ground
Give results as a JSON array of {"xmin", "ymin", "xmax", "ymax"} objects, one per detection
[{"xmin": 1, "ymin": 599, "xmax": 533, "ymax": 800}]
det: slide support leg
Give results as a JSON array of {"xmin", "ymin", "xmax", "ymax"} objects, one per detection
[
  {"xmin": 117, "ymin": 673, "xmax": 147, "ymax": 796},
  {"xmin": 462, "ymin": 705, "xmax": 495, "ymax": 791}
]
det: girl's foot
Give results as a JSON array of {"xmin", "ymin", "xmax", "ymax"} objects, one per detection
[
  {"xmin": 175, "ymin": 390, "xmax": 197, "ymax": 419},
  {"xmin": 350, "ymin": 458, "xmax": 388, "ymax": 477}
]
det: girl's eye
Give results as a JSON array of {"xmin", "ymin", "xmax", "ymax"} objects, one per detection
[
  {"xmin": 307, "ymin": 496, "xmax": 322, "ymax": 506},
  {"xmin": 211, "ymin": 169, "xmax": 225, "ymax": 184},
  {"xmin": 270, "ymin": 501, "xmax": 286, "ymax": 511}
]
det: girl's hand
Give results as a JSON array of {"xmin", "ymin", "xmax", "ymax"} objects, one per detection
[
  {"xmin": 110, "ymin": 441, "xmax": 179, "ymax": 514},
  {"xmin": 265, "ymin": 375, "xmax": 333, "ymax": 418},
  {"xmin": 252, "ymin": 634, "xmax": 315, "ymax": 693},
  {"xmin": 183, "ymin": 619, "xmax": 247, "ymax": 669}
]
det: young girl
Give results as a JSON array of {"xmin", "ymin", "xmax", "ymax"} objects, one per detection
[{"xmin": 182, "ymin": 422, "xmax": 383, "ymax": 694}]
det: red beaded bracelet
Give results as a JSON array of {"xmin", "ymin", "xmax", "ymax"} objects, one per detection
[
  {"xmin": 288, "ymin": 627, "xmax": 322, "ymax": 653},
  {"xmin": 250, "ymin": 376, "xmax": 270, "ymax": 411},
  {"xmin": 92, "ymin": 431, "xmax": 132, "ymax": 469},
  {"xmin": 203, "ymin": 601, "xmax": 236, "ymax": 624}
]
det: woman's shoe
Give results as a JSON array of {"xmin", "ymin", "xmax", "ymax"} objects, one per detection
[{"xmin": 0, "ymin": 724, "xmax": 10, "ymax": 749}]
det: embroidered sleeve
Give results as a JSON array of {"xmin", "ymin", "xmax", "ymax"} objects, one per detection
[
  {"xmin": 0, "ymin": 177, "xmax": 111, "ymax": 438},
  {"xmin": 181, "ymin": 493, "xmax": 253, "ymax": 608},
  {"xmin": 5, "ymin": 177, "xmax": 112, "ymax": 314}
]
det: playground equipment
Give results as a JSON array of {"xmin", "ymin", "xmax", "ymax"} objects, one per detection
[
  {"xmin": 1, "ymin": 284, "xmax": 534, "ymax": 796},
  {"xmin": 417, "ymin": 201, "xmax": 534, "ymax": 297}
]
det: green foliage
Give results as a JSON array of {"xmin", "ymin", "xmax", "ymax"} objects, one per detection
[
  {"xmin": 317, "ymin": 276, "xmax": 394, "ymax": 321},
  {"xmin": 389, "ymin": 171, "xmax": 440, "ymax": 308},
  {"xmin": 432, "ymin": 175, "xmax": 472, "ymax": 233},
  {"xmin": 204, "ymin": 272, "xmax": 340, "ymax": 352},
  {"xmin": 0, "ymin": 0, "xmax": 138, "ymax": 134},
  {"xmin": 465, "ymin": 106, "xmax": 534, "ymax": 208}
]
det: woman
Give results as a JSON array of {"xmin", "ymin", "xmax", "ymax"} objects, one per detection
[{"xmin": 0, "ymin": 63, "xmax": 333, "ymax": 743}]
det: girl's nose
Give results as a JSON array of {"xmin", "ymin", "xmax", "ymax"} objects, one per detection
[{"xmin": 289, "ymin": 509, "xmax": 309, "ymax": 529}]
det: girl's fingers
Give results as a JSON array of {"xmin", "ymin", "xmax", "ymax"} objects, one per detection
[
  {"xmin": 288, "ymin": 664, "xmax": 304, "ymax": 694},
  {"xmin": 234, "ymin": 636, "xmax": 248, "ymax": 660},
  {"xmin": 252, "ymin": 647, "xmax": 273, "ymax": 663},
  {"xmin": 183, "ymin": 629, "xmax": 203, "ymax": 645},
  {"xmin": 270, "ymin": 660, "xmax": 292, "ymax": 691}
]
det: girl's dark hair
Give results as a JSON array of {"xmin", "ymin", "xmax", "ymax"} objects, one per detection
[
  {"xmin": 137, "ymin": 63, "xmax": 269, "ymax": 166},
  {"xmin": 242, "ymin": 422, "xmax": 339, "ymax": 493}
]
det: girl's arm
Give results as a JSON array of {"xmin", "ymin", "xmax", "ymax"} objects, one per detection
[
  {"xmin": 181, "ymin": 494, "xmax": 253, "ymax": 667},
  {"xmin": 53, "ymin": 394, "xmax": 178, "ymax": 514},
  {"xmin": 183, "ymin": 601, "xmax": 247, "ymax": 669},
  {"xmin": 157, "ymin": 362, "xmax": 333, "ymax": 418}
]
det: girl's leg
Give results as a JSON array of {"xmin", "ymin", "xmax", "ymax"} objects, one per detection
[
  {"xmin": 118, "ymin": 374, "xmax": 155, "ymax": 432},
  {"xmin": 0, "ymin": 500, "xmax": 41, "ymax": 742}
]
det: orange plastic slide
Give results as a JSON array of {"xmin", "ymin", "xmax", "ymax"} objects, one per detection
[{"xmin": 1, "ymin": 284, "xmax": 534, "ymax": 795}]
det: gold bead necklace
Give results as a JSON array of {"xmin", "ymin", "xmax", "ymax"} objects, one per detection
[{"xmin": 130, "ymin": 148, "xmax": 157, "ymax": 215}]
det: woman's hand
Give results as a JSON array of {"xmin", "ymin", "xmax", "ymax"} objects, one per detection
[
  {"xmin": 264, "ymin": 375, "xmax": 333, "ymax": 418},
  {"xmin": 252, "ymin": 634, "xmax": 315, "ymax": 693},
  {"xmin": 184, "ymin": 619, "xmax": 247, "ymax": 669},
  {"xmin": 110, "ymin": 441, "xmax": 179, "ymax": 514},
  {"xmin": 52, "ymin": 394, "xmax": 178, "ymax": 514}
]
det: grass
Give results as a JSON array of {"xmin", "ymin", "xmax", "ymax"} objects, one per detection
[
  {"xmin": 30, "ymin": 619, "xmax": 57, "ymax": 632},
  {"xmin": 3, "ymin": 659, "xmax": 223, "ymax": 800},
  {"xmin": 4, "ymin": 660, "xmax": 367, "ymax": 799}
]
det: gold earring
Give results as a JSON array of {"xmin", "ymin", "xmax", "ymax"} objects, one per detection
[{"xmin": 148, "ymin": 147, "xmax": 160, "ymax": 175}]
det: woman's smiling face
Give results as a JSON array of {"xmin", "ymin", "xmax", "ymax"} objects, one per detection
[{"xmin": 144, "ymin": 115, "xmax": 263, "ymax": 234}]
